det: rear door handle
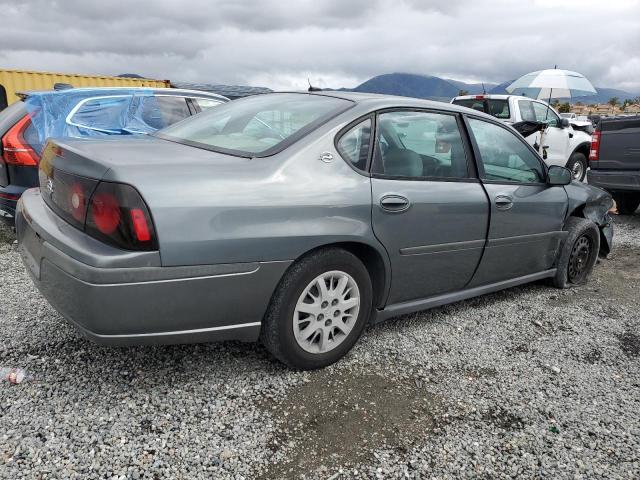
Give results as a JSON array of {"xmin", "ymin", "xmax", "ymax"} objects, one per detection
[
  {"xmin": 380, "ymin": 194, "xmax": 410, "ymax": 213},
  {"xmin": 494, "ymin": 195, "xmax": 513, "ymax": 210}
]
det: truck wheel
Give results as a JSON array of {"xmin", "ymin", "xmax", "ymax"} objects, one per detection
[
  {"xmin": 261, "ymin": 248, "xmax": 373, "ymax": 370},
  {"xmin": 566, "ymin": 152, "xmax": 587, "ymax": 182},
  {"xmin": 552, "ymin": 217, "xmax": 600, "ymax": 289},
  {"xmin": 613, "ymin": 193, "xmax": 640, "ymax": 215}
]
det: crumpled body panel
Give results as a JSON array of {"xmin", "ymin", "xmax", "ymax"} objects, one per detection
[{"xmin": 565, "ymin": 181, "xmax": 614, "ymax": 255}]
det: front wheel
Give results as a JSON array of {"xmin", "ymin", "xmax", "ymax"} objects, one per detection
[
  {"xmin": 552, "ymin": 217, "xmax": 600, "ymax": 288},
  {"xmin": 261, "ymin": 248, "xmax": 373, "ymax": 370},
  {"xmin": 566, "ymin": 152, "xmax": 587, "ymax": 182}
]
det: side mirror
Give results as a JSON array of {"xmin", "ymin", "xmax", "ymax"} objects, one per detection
[
  {"xmin": 547, "ymin": 165, "xmax": 572, "ymax": 186},
  {"xmin": 559, "ymin": 118, "xmax": 570, "ymax": 128}
]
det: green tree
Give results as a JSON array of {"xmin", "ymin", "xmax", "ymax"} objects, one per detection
[
  {"xmin": 575, "ymin": 101, "xmax": 583, "ymax": 107},
  {"xmin": 608, "ymin": 97, "xmax": 619, "ymax": 107},
  {"xmin": 558, "ymin": 102, "xmax": 571, "ymax": 113},
  {"xmin": 458, "ymin": 89, "xmax": 469, "ymax": 96}
]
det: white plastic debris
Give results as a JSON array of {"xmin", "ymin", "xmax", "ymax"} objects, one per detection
[{"xmin": 1, "ymin": 368, "xmax": 28, "ymax": 384}]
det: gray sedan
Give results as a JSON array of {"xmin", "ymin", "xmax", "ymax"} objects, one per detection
[{"xmin": 16, "ymin": 92, "xmax": 613, "ymax": 370}]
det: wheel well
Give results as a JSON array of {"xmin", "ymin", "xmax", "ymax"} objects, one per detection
[
  {"xmin": 570, "ymin": 143, "xmax": 590, "ymax": 160},
  {"xmin": 568, "ymin": 204, "xmax": 586, "ymax": 219},
  {"xmin": 296, "ymin": 242, "xmax": 388, "ymax": 309}
]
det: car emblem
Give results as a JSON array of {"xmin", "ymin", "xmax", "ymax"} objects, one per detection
[
  {"xmin": 319, "ymin": 152, "xmax": 334, "ymax": 163},
  {"xmin": 47, "ymin": 178, "xmax": 54, "ymax": 194}
]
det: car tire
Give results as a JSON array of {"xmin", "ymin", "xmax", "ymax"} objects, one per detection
[
  {"xmin": 565, "ymin": 152, "xmax": 587, "ymax": 182},
  {"xmin": 613, "ymin": 193, "xmax": 640, "ymax": 215},
  {"xmin": 260, "ymin": 248, "xmax": 373, "ymax": 370},
  {"xmin": 552, "ymin": 217, "xmax": 600, "ymax": 289}
]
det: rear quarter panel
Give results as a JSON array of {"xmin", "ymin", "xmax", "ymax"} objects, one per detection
[{"xmin": 102, "ymin": 115, "xmax": 382, "ymax": 268}]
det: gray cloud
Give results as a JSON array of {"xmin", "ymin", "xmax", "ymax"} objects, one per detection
[{"xmin": 0, "ymin": 0, "xmax": 639, "ymax": 92}]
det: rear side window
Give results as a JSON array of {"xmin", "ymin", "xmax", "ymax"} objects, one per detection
[
  {"xmin": 336, "ymin": 118, "xmax": 371, "ymax": 171},
  {"xmin": 67, "ymin": 95, "xmax": 132, "ymax": 133},
  {"xmin": 372, "ymin": 111, "xmax": 470, "ymax": 179},
  {"xmin": 155, "ymin": 96, "xmax": 191, "ymax": 124},
  {"xmin": 453, "ymin": 99, "xmax": 510, "ymax": 119},
  {"xmin": 192, "ymin": 98, "xmax": 223, "ymax": 111},
  {"xmin": 468, "ymin": 118, "xmax": 545, "ymax": 183},
  {"xmin": 452, "ymin": 99, "xmax": 486, "ymax": 113},
  {"xmin": 486, "ymin": 99, "xmax": 510, "ymax": 119}
]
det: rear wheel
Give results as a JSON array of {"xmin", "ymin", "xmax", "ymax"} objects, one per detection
[
  {"xmin": 565, "ymin": 152, "xmax": 587, "ymax": 182},
  {"xmin": 613, "ymin": 193, "xmax": 640, "ymax": 215},
  {"xmin": 261, "ymin": 248, "xmax": 372, "ymax": 370},
  {"xmin": 552, "ymin": 217, "xmax": 600, "ymax": 288}
]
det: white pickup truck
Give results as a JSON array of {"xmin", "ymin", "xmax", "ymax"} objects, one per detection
[{"xmin": 451, "ymin": 94, "xmax": 592, "ymax": 181}]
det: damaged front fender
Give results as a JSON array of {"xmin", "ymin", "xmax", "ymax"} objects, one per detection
[{"xmin": 564, "ymin": 182, "xmax": 614, "ymax": 255}]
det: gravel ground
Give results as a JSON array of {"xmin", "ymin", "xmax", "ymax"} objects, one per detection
[{"xmin": 1, "ymin": 213, "xmax": 639, "ymax": 479}]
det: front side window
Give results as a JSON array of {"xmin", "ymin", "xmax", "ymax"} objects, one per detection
[
  {"xmin": 372, "ymin": 111, "xmax": 469, "ymax": 179},
  {"xmin": 336, "ymin": 118, "xmax": 371, "ymax": 171},
  {"xmin": 532, "ymin": 102, "xmax": 560, "ymax": 127},
  {"xmin": 468, "ymin": 118, "xmax": 545, "ymax": 183},
  {"xmin": 157, "ymin": 93, "xmax": 353, "ymax": 156}
]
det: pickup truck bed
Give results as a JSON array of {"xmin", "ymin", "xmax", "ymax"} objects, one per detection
[{"xmin": 587, "ymin": 115, "xmax": 640, "ymax": 214}]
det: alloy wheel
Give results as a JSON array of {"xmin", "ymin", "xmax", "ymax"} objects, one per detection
[
  {"xmin": 571, "ymin": 161, "xmax": 584, "ymax": 181},
  {"xmin": 293, "ymin": 270, "xmax": 360, "ymax": 354}
]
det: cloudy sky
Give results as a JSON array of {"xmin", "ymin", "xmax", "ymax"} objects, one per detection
[{"xmin": 1, "ymin": 0, "xmax": 639, "ymax": 92}]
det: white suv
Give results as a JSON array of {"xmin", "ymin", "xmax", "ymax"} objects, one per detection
[{"xmin": 451, "ymin": 94, "xmax": 592, "ymax": 181}]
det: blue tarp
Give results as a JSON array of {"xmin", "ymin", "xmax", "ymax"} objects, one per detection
[{"xmin": 24, "ymin": 88, "xmax": 167, "ymax": 149}]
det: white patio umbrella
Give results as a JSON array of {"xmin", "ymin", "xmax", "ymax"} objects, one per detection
[
  {"xmin": 506, "ymin": 68, "xmax": 597, "ymax": 100},
  {"xmin": 506, "ymin": 69, "xmax": 597, "ymax": 163}
]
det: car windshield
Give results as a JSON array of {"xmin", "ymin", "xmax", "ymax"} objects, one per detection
[{"xmin": 156, "ymin": 93, "xmax": 353, "ymax": 157}]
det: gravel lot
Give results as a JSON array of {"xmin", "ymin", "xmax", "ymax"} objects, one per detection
[{"xmin": 1, "ymin": 214, "xmax": 638, "ymax": 479}]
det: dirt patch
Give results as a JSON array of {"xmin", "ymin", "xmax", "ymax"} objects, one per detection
[
  {"xmin": 547, "ymin": 245, "xmax": 640, "ymax": 308},
  {"xmin": 483, "ymin": 406, "xmax": 526, "ymax": 430},
  {"xmin": 0, "ymin": 223, "xmax": 15, "ymax": 244},
  {"xmin": 259, "ymin": 370, "xmax": 443, "ymax": 479},
  {"xmin": 617, "ymin": 332, "xmax": 640, "ymax": 357}
]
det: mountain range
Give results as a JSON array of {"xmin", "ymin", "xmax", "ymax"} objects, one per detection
[{"xmin": 343, "ymin": 73, "xmax": 639, "ymax": 104}]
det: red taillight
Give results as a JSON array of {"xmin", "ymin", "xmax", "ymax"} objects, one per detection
[
  {"xmin": 589, "ymin": 130, "xmax": 601, "ymax": 161},
  {"xmin": 474, "ymin": 95, "xmax": 485, "ymax": 100},
  {"xmin": 2, "ymin": 115, "xmax": 39, "ymax": 166},
  {"xmin": 90, "ymin": 192, "xmax": 121, "ymax": 234},
  {"xmin": 85, "ymin": 182, "xmax": 157, "ymax": 251},
  {"xmin": 130, "ymin": 208, "xmax": 151, "ymax": 242}
]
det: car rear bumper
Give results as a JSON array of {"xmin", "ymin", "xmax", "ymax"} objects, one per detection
[
  {"xmin": 587, "ymin": 169, "xmax": 640, "ymax": 192},
  {"xmin": 16, "ymin": 188, "xmax": 290, "ymax": 345}
]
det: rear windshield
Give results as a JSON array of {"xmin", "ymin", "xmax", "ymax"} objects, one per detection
[
  {"xmin": 453, "ymin": 98, "xmax": 511, "ymax": 119},
  {"xmin": 156, "ymin": 93, "xmax": 353, "ymax": 157}
]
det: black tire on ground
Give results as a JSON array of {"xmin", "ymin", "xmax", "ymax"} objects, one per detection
[
  {"xmin": 565, "ymin": 152, "xmax": 588, "ymax": 182},
  {"xmin": 613, "ymin": 192, "xmax": 640, "ymax": 215},
  {"xmin": 552, "ymin": 217, "xmax": 600, "ymax": 289},
  {"xmin": 260, "ymin": 248, "xmax": 373, "ymax": 370}
]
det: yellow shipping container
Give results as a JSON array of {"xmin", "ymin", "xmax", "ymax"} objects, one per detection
[{"xmin": 0, "ymin": 69, "xmax": 170, "ymax": 108}]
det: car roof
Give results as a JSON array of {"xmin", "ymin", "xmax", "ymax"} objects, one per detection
[
  {"xmin": 277, "ymin": 90, "xmax": 500, "ymax": 119},
  {"xmin": 17, "ymin": 87, "xmax": 229, "ymax": 102}
]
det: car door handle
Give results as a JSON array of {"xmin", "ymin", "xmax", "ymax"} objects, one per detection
[
  {"xmin": 494, "ymin": 195, "xmax": 513, "ymax": 210},
  {"xmin": 380, "ymin": 194, "xmax": 410, "ymax": 213}
]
